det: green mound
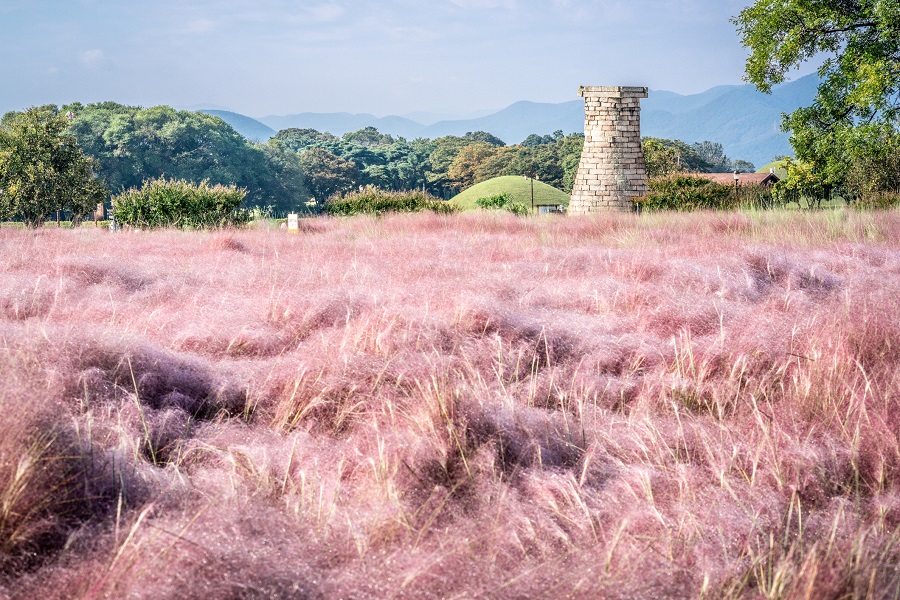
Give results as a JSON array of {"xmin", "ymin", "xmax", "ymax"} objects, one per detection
[
  {"xmin": 757, "ymin": 160, "xmax": 790, "ymax": 180},
  {"xmin": 452, "ymin": 176, "xmax": 570, "ymax": 211}
]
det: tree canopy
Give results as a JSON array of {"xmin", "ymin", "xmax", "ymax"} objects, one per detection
[
  {"xmin": 733, "ymin": 0, "xmax": 900, "ymax": 189},
  {"xmin": 463, "ymin": 131, "xmax": 506, "ymax": 146},
  {"xmin": 63, "ymin": 102, "xmax": 310, "ymax": 212},
  {"xmin": 272, "ymin": 128, "xmax": 339, "ymax": 154},
  {"xmin": 276, "ymin": 125, "xmax": 752, "ymax": 201},
  {"xmin": 298, "ymin": 148, "xmax": 360, "ymax": 204},
  {"xmin": 641, "ymin": 138, "xmax": 755, "ymax": 178},
  {"xmin": 0, "ymin": 106, "xmax": 106, "ymax": 227}
]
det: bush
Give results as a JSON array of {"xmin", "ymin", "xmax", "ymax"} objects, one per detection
[
  {"xmin": 773, "ymin": 160, "xmax": 833, "ymax": 208},
  {"xmin": 635, "ymin": 175, "xmax": 737, "ymax": 212},
  {"xmin": 737, "ymin": 184, "xmax": 778, "ymax": 210},
  {"xmin": 474, "ymin": 193, "xmax": 510, "ymax": 210},
  {"xmin": 853, "ymin": 192, "xmax": 900, "ymax": 210},
  {"xmin": 112, "ymin": 178, "xmax": 249, "ymax": 229},
  {"xmin": 324, "ymin": 188, "xmax": 457, "ymax": 216},
  {"xmin": 474, "ymin": 192, "xmax": 530, "ymax": 216},
  {"xmin": 843, "ymin": 133, "xmax": 900, "ymax": 199}
]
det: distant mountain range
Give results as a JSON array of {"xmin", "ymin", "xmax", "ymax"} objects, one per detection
[
  {"xmin": 203, "ymin": 110, "xmax": 276, "ymax": 142},
  {"xmin": 200, "ymin": 75, "xmax": 819, "ymax": 168}
]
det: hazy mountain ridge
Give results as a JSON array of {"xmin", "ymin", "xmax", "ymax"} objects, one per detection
[
  {"xmin": 203, "ymin": 110, "xmax": 276, "ymax": 142},
  {"xmin": 206, "ymin": 76, "xmax": 819, "ymax": 167}
]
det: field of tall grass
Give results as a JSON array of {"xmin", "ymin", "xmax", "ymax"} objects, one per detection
[{"xmin": 1, "ymin": 209, "xmax": 899, "ymax": 598}]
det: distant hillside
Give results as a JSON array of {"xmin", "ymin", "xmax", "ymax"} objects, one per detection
[
  {"xmin": 640, "ymin": 75, "xmax": 820, "ymax": 167},
  {"xmin": 424, "ymin": 101, "xmax": 582, "ymax": 145},
  {"xmin": 259, "ymin": 112, "xmax": 425, "ymax": 140},
  {"xmin": 452, "ymin": 176, "xmax": 570, "ymax": 211},
  {"xmin": 202, "ymin": 110, "xmax": 275, "ymax": 142},
  {"xmin": 244, "ymin": 75, "xmax": 819, "ymax": 166}
]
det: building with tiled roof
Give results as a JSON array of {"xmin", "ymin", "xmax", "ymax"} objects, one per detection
[{"xmin": 694, "ymin": 172, "xmax": 780, "ymax": 186}]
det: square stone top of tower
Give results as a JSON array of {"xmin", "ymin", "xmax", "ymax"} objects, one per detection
[{"xmin": 578, "ymin": 86, "xmax": 648, "ymax": 98}]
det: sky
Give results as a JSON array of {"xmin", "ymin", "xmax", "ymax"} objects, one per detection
[{"xmin": 0, "ymin": 0, "xmax": 783, "ymax": 119}]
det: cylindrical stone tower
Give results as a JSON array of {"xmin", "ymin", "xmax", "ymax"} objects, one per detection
[{"xmin": 570, "ymin": 86, "xmax": 649, "ymax": 213}]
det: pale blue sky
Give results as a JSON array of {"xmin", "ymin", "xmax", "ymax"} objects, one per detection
[{"xmin": 0, "ymin": 0, "xmax": 794, "ymax": 118}]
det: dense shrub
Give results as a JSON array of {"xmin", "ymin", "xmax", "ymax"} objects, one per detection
[
  {"xmin": 324, "ymin": 188, "xmax": 457, "ymax": 216},
  {"xmin": 773, "ymin": 160, "xmax": 833, "ymax": 208},
  {"xmin": 853, "ymin": 192, "xmax": 900, "ymax": 210},
  {"xmin": 635, "ymin": 175, "xmax": 737, "ymax": 211},
  {"xmin": 112, "ymin": 177, "xmax": 249, "ymax": 229},
  {"xmin": 474, "ymin": 193, "xmax": 510, "ymax": 210},
  {"xmin": 844, "ymin": 135, "xmax": 900, "ymax": 199},
  {"xmin": 474, "ymin": 192, "xmax": 530, "ymax": 216},
  {"xmin": 736, "ymin": 184, "xmax": 778, "ymax": 209}
]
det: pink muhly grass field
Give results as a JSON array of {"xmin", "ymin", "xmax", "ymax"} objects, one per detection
[{"xmin": 1, "ymin": 209, "xmax": 900, "ymax": 598}]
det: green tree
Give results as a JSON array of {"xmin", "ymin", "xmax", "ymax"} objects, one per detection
[
  {"xmin": 773, "ymin": 159, "xmax": 832, "ymax": 207},
  {"xmin": 298, "ymin": 148, "xmax": 359, "ymax": 206},
  {"xmin": 448, "ymin": 143, "xmax": 499, "ymax": 189},
  {"xmin": 64, "ymin": 102, "xmax": 306, "ymax": 210},
  {"xmin": 0, "ymin": 186, "xmax": 10, "ymax": 223},
  {"xmin": 364, "ymin": 138, "xmax": 434, "ymax": 191},
  {"xmin": 504, "ymin": 145, "xmax": 564, "ymax": 189},
  {"xmin": 343, "ymin": 127, "xmax": 394, "ymax": 147},
  {"xmin": 692, "ymin": 141, "xmax": 732, "ymax": 171},
  {"xmin": 0, "ymin": 106, "xmax": 107, "ymax": 227},
  {"xmin": 394, "ymin": 138, "xmax": 434, "ymax": 191},
  {"xmin": 473, "ymin": 147, "xmax": 518, "ymax": 182},
  {"xmin": 842, "ymin": 132, "xmax": 900, "ymax": 198},
  {"xmin": 271, "ymin": 128, "xmax": 339, "ymax": 153},
  {"xmin": 521, "ymin": 131, "xmax": 564, "ymax": 147},
  {"xmin": 257, "ymin": 139, "xmax": 310, "ymax": 213},
  {"xmin": 641, "ymin": 138, "xmax": 714, "ymax": 177},
  {"xmin": 270, "ymin": 127, "xmax": 435, "ymax": 195},
  {"xmin": 734, "ymin": 0, "xmax": 900, "ymax": 187},
  {"xmin": 464, "ymin": 131, "xmax": 505, "ymax": 146},
  {"xmin": 521, "ymin": 134, "xmax": 549, "ymax": 147},
  {"xmin": 642, "ymin": 138, "xmax": 685, "ymax": 178},
  {"xmin": 67, "ymin": 157, "xmax": 108, "ymax": 225},
  {"xmin": 731, "ymin": 160, "xmax": 756, "ymax": 173},
  {"xmin": 427, "ymin": 136, "xmax": 470, "ymax": 194},
  {"xmin": 558, "ymin": 133, "xmax": 584, "ymax": 193}
]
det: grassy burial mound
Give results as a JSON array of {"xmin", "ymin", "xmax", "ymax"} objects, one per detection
[
  {"xmin": 3, "ymin": 211, "xmax": 900, "ymax": 597},
  {"xmin": 756, "ymin": 159, "xmax": 790, "ymax": 179},
  {"xmin": 452, "ymin": 175, "xmax": 570, "ymax": 211}
]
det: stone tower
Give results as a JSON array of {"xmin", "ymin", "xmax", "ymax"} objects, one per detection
[{"xmin": 570, "ymin": 86, "xmax": 649, "ymax": 213}]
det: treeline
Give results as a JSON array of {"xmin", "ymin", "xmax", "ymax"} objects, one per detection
[
  {"xmin": 269, "ymin": 127, "xmax": 585, "ymax": 202},
  {"xmin": 59, "ymin": 102, "xmax": 593, "ymax": 210},
  {"xmin": 642, "ymin": 139, "xmax": 755, "ymax": 177},
  {"xmin": 273, "ymin": 128, "xmax": 757, "ymax": 204},
  {"xmin": 7, "ymin": 102, "xmax": 759, "ymax": 216},
  {"xmin": 64, "ymin": 102, "xmax": 305, "ymax": 213},
  {"xmin": 62, "ymin": 103, "xmax": 588, "ymax": 211}
]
